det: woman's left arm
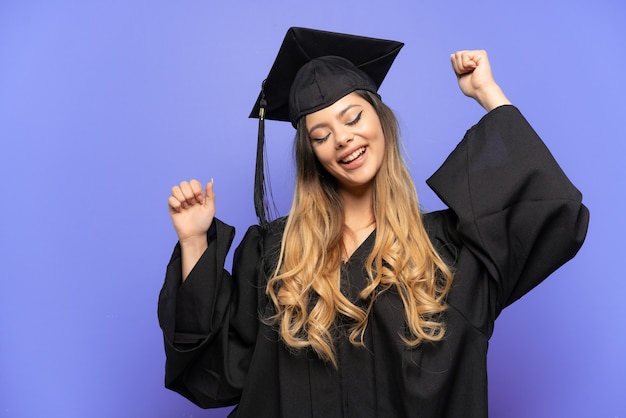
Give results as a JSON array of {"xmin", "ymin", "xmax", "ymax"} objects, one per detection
[{"xmin": 427, "ymin": 105, "xmax": 589, "ymax": 313}]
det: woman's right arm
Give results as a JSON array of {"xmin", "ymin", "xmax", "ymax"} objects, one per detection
[
  {"xmin": 161, "ymin": 179, "xmax": 242, "ymax": 406},
  {"xmin": 160, "ymin": 180, "xmax": 272, "ymax": 408}
]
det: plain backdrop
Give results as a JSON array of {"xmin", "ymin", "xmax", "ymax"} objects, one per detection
[{"xmin": 1, "ymin": 1, "xmax": 624, "ymax": 417}]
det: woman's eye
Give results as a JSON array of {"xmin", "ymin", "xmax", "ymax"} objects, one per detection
[
  {"xmin": 312, "ymin": 133, "xmax": 330, "ymax": 144},
  {"xmin": 346, "ymin": 111, "xmax": 363, "ymax": 126}
]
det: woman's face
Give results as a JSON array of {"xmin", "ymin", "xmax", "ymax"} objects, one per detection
[{"xmin": 305, "ymin": 92, "xmax": 385, "ymax": 193}]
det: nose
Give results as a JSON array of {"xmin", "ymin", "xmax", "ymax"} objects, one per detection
[{"xmin": 335, "ymin": 128, "xmax": 354, "ymax": 149}]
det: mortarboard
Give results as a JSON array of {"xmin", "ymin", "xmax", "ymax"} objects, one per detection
[{"xmin": 249, "ymin": 27, "xmax": 404, "ymax": 227}]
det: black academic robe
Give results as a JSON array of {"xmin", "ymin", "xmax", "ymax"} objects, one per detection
[{"xmin": 158, "ymin": 105, "xmax": 589, "ymax": 417}]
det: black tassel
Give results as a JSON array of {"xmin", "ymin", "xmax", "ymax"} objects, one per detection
[{"xmin": 254, "ymin": 81, "xmax": 270, "ymax": 228}]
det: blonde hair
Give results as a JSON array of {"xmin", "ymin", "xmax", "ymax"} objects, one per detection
[{"xmin": 265, "ymin": 91, "xmax": 453, "ymax": 367}]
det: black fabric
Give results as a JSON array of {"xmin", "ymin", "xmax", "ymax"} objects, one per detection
[
  {"xmin": 158, "ymin": 105, "xmax": 589, "ymax": 417},
  {"xmin": 249, "ymin": 27, "xmax": 403, "ymax": 126},
  {"xmin": 288, "ymin": 56, "xmax": 378, "ymax": 126}
]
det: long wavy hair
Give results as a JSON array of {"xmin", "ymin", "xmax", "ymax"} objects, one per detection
[{"xmin": 265, "ymin": 90, "xmax": 453, "ymax": 367}]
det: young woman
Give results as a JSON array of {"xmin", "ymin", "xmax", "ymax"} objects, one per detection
[{"xmin": 159, "ymin": 28, "xmax": 589, "ymax": 417}]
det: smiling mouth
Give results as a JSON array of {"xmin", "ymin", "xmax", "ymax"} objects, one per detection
[{"xmin": 340, "ymin": 147, "xmax": 366, "ymax": 164}]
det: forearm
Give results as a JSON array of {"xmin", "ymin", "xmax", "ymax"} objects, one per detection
[
  {"xmin": 474, "ymin": 82, "xmax": 511, "ymax": 112},
  {"xmin": 179, "ymin": 236, "xmax": 209, "ymax": 281}
]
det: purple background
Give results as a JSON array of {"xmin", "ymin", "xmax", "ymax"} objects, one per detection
[{"xmin": 1, "ymin": 1, "xmax": 624, "ymax": 417}]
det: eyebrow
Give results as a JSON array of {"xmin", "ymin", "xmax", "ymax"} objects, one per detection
[{"xmin": 307, "ymin": 104, "xmax": 363, "ymax": 136}]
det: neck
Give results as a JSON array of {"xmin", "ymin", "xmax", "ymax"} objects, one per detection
[
  {"xmin": 339, "ymin": 185, "xmax": 375, "ymax": 231},
  {"xmin": 339, "ymin": 186, "xmax": 375, "ymax": 262}
]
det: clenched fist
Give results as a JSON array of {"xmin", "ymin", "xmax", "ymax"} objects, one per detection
[
  {"xmin": 169, "ymin": 179, "xmax": 215, "ymax": 243},
  {"xmin": 450, "ymin": 50, "xmax": 511, "ymax": 111}
]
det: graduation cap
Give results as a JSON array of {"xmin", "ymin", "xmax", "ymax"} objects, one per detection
[{"xmin": 250, "ymin": 27, "xmax": 404, "ymax": 227}]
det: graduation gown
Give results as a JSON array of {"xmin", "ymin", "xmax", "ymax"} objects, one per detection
[{"xmin": 158, "ymin": 105, "xmax": 589, "ymax": 417}]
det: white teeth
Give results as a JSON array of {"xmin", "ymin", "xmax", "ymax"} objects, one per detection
[{"xmin": 341, "ymin": 147, "xmax": 365, "ymax": 164}]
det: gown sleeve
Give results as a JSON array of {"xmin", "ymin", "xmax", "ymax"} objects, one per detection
[
  {"xmin": 426, "ymin": 105, "xmax": 589, "ymax": 314},
  {"xmin": 157, "ymin": 218, "xmax": 269, "ymax": 408}
]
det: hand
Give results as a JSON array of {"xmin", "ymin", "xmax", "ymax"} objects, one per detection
[
  {"xmin": 168, "ymin": 179, "xmax": 216, "ymax": 244},
  {"xmin": 450, "ymin": 50, "xmax": 511, "ymax": 111}
]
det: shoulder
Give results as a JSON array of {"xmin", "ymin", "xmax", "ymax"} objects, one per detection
[
  {"xmin": 421, "ymin": 209, "xmax": 462, "ymax": 266},
  {"xmin": 246, "ymin": 216, "xmax": 287, "ymax": 250},
  {"xmin": 421, "ymin": 210, "xmax": 456, "ymax": 238},
  {"xmin": 265, "ymin": 216, "xmax": 288, "ymax": 238},
  {"xmin": 234, "ymin": 216, "xmax": 287, "ymax": 274}
]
